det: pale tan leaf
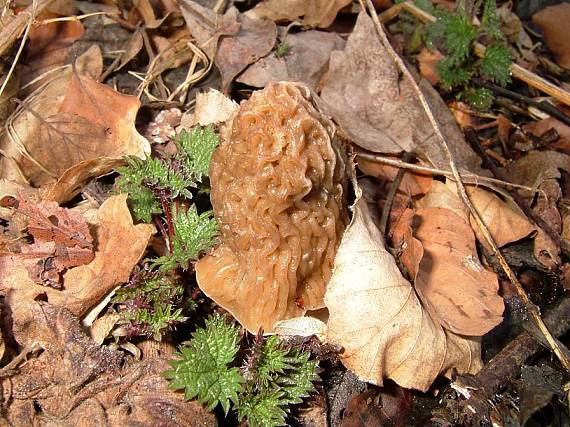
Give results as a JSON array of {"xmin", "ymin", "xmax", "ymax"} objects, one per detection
[
  {"xmin": 324, "ymin": 194, "xmax": 482, "ymax": 391},
  {"xmin": 180, "ymin": 88, "xmax": 238, "ymax": 129}
]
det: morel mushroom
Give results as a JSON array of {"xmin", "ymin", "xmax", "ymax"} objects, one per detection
[{"xmin": 196, "ymin": 82, "xmax": 349, "ymax": 332}]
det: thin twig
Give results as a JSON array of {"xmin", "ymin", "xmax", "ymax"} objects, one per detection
[
  {"xmin": 362, "ymin": 0, "xmax": 570, "ymax": 374},
  {"xmin": 379, "ymin": 152, "xmax": 413, "ymax": 236},
  {"xmin": 355, "ymin": 150, "xmax": 542, "ymax": 194},
  {"xmin": 474, "ymin": 79, "xmax": 570, "ymax": 127}
]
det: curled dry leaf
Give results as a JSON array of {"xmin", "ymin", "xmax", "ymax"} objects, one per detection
[
  {"xmin": 245, "ymin": 0, "xmax": 351, "ymax": 28},
  {"xmin": 324, "ymin": 192, "xmax": 482, "ymax": 391},
  {"xmin": 216, "ymin": 11, "xmax": 277, "ymax": 92},
  {"xmin": 0, "ymin": 195, "xmax": 154, "ymax": 346},
  {"xmin": 320, "ymin": 12, "xmax": 482, "ymax": 172},
  {"xmin": 238, "ymin": 30, "xmax": 345, "ymax": 89},
  {"xmin": 532, "ymin": 3, "xmax": 570, "ymax": 69},
  {"xmin": 413, "ymin": 207, "xmax": 503, "ymax": 336}
]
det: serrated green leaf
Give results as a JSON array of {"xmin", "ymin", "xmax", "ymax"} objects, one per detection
[
  {"xmin": 153, "ymin": 205, "xmax": 218, "ymax": 271},
  {"xmin": 176, "ymin": 125, "xmax": 220, "ymax": 182},
  {"xmin": 238, "ymin": 391, "xmax": 288, "ymax": 427},
  {"xmin": 479, "ymin": 43, "xmax": 512, "ymax": 86},
  {"xmin": 164, "ymin": 315, "xmax": 243, "ymax": 413}
]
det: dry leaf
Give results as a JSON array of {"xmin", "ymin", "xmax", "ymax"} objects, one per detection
[
  {"xmin": 2, "ymin": 303, "xmax": 216, "ymax": 426},
  {"xmin": 324, "ymin": 191, "xmax": 482, "ymax": 391},
  {"xmin": 13, "ymin": 71, "xmax": 149, "ymax": 198},
  {"xmin": 532, "ymin": 3, "xmax": 570, "ymax": 69},
  {"xmin": 417, "ymin": 47, "xmax": 444, "ymax": 86},
  {"xmin": 238, "ymin": 30, "xmax": 345, "ymax": 89},
  {"xmin": 179, "ymin": 0, "xmax": 240, "ymax": 61},
  {"xmin": 60, "ymin": 194, "xmax": 155, "ymax": 317},
  {"xmin": 0, "ymin": 195, "xmax": 154, "ymax": 346},
  {"xmin": 216, "ymin": 12, "xmax": 277, "ymax": 92},
  {"xmin": 179, "ymin": 88, "xmax": 238, "ymax": 129},
  {"xmin": 320, "ymin": 12, "xmax": 482, "ymax": 172},
  {"xmin": 0, "ymin": 45, "xmax": 111, "ymax": 189},
  {"xmin": 246, "ymin": 0, "xmax": 350, "ymax": 28},
  {"xmin": 413, "ymin": 207, "xmax": 503, "ymax": 335}
]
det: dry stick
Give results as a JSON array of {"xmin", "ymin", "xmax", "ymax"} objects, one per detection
[
  {"xmin": 362, "ymin": 0, "xmax": 570, "ymax": 373},
  {"xmin": 379, "ymin": 152, "xmax": 413, "ymax": 236},
  {"xmin": 473, "ymin": 79, "xmax": 570, "ymax": 127},
  {"xmin": 380, "ymin": 1, "xmax": 570, "ymax": 109},
  {"xmin": 464, "ymin": 127, "xmax": 570, "ymax": 258},
  {"xmin": 449, "ymin": 296, "xmax": 570, "ymax": 418},
  {"xmin": 355, "ymin": 150, "xmax": 541, "ymax": 194}
]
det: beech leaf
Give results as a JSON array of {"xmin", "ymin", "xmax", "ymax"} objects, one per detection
[
  {"xmin": 324, "ymin": 190, "xmax": 482, "ymax": 391},
  {"xmin": 413, "ymin": 207, "xmax": 504, "ymax": 336},
  {"xmin": 320, "ymin": 12, "xmax": 482, "ymax": 172}
]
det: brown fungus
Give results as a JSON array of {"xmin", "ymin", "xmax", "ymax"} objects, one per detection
[{"xmin": 195, "ymin": 82, "xmax": 349, "ymax": 332}]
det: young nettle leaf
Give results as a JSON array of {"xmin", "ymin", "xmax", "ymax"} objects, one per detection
[
  {"xmin": 479, "ymin": 43, "xmax": 512, "ymax": 86},
  {"xmin": 176, "ymin": 125, "xmax": 220, "ymax": 182},
  {"xmin": 164, "ymin": 315, "xmax": 242, "ymax": 414},
  {"xmin": 481, "ymin": 0, "xmax": 502, "ymax": 39},
  {"xmin": 237, "ymin": 391, "xmax": 289, "ymax": 427},
  {"xmin": 441, "ymin": 13, "xmax": 477, "ymax": 65},
  {"xmin": 153, "ymin": 205, "xmax": 218, "ymax": 271},
  {"xmin": 424, "ymin": 0, "xmax": 512, "ymax": 110},
  {"xmin": 164, "ymin": 315, "xmax": 319, "ymax": 426}
]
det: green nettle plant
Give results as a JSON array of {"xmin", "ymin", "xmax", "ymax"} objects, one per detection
[
  {"xmin": 164, "ymin": 315, "xmax": 319, "ymax": 427},
  {"xmin": 113, "ymin": 125, "xmax": 220, "ymax": 339},
  {"xmin": 425, "ymin": 0, "xmax": 512, "ymax": 110}
]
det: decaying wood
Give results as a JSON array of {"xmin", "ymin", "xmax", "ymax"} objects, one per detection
[{"xmin": 445, "ymin": 296, "xmax": 570, "ymax": 425}]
